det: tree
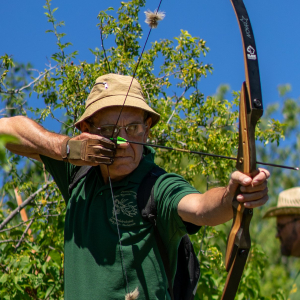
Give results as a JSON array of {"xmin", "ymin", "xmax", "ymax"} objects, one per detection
[{"xmin": 0, "ymin": 0, "xmax": 290, "ymax": 299}]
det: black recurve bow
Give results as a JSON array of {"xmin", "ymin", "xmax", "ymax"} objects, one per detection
[{"xmin": 221, "ymin": 0, "xmax": 263, "ymax": 299}]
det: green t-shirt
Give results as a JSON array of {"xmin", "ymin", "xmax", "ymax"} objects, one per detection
[
  {"xmin": 288, "ymin": 271, "xmax": 300, "ymax": 300},
  {"xmin": 41, "ymin": 146, "xmax": 200, "ymax": 300}
]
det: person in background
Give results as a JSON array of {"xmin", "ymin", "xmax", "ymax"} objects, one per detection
[{"xmin": 263, "ymin": 187, "xmax": 300, "ymax": 300}]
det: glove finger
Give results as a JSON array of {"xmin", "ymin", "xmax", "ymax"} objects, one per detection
[
  {"xmin": 87, "ymin": 145, "xmax": 115, "ymax": 158},
  {"xmin": 88, "ymin": 155, "xmax": 114, "ymax": 165},
  {"xmin": 87, "ymin": 138, "xmax": 116, "ymax": 150}
]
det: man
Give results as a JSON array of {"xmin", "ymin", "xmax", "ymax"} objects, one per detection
[
  {"xmin": 263, "ymin": 187, "xmax": 300, "ymax": 300},
  {"xmin": 1, "ymin": 73, "xmax": 269, "ymax": 299}
]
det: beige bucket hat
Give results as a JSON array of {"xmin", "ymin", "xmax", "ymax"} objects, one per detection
[
  {"xmin": 263, "ymin": 187, "xmax": 300, "ymax": 218},
  {"xmin": 74, "ymin": 73, "xmax": 160, "ymax": 130}
]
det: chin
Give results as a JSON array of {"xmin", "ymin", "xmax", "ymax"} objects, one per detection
[{"xmin": 280, "ymin": 246, "xmax": 291, "ymax": 257}]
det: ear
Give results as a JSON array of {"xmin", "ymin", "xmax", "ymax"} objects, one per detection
[
  {"xmin": 143, "ymin": 117, "xmax": 152, "ymax": 142},
  {"xmin": 80, "ymin": 121, "xmax": 90, "ymax": 133}
]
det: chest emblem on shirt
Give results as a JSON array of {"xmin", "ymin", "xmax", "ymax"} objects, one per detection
[{"xmin": 109, "ymin": 191, "xmax": 138, "ymax": 227}]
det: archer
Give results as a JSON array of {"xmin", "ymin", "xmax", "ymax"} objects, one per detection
[{"xmin": 0, "ymin": 73, "xmax": 269, "ymax": 300}]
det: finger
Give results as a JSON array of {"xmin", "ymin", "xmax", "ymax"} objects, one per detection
[
  {"xmin": 251, "ymin": 168, "xmax": 270, "ymax": 186},
  {"xmin": 258, "ymin": 168, "xmax": 270, "ymax": 178},
  {"xmin": 239, "ymin": 180, "xmax": 268, "ymax": 193},
  {"xmin": 87, "ymin": 155, "xmax": 114, "ymax": 165},
  {"xmin": 94, "ymin": 158, "xmax": 114, "ymax": 165},
  {"xmin": 87, "ymin": 145, "xmax": 115, "ymax": 158},
  {"xmin": 231, "ymin": 169, "xmax": 270, "ymax": 188},
  {"xmin": 87, "ymin": 138, "xmax": 116, "ymax": 150},
  {"xmin": 230, "ymin": 171, "xmax": 252, "ymax": 187},
  {"xmin": 237, "ymin": 186, "xmax": 269, "ymax": 202},
  {"xmin": 243, "ymin": 193, "xmax": 269, "ymax": 208},
  {"xmin": 67, "ymin": 159, "xmax": 100, "ymax": 167}
]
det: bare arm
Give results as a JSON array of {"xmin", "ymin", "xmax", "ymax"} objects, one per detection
[
  {"xmin": 0, "ymin": 116, "xmax": 116, "ymax": 165},
  {"xmin": 0, "ymin": 116, "xmax": 66, "ymax": 162},
  {"xmin": 178, "ymin": 187, "xmax": 231, "ymax": 226},
  {"xmin": 178, "ymin": 169, "xmax": 270, "ymax": 226}
]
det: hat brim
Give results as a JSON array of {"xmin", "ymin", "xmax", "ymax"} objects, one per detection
[
  {"xmin": 74, "ymin": 95, "xmax": 160, "ymax": 130},
  {"xmin": 263, "ymin": 207, "xmax": 300, "ymax": 218}
]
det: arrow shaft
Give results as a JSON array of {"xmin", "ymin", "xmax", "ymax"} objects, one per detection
[{"xmin": 119, "ymin": 139, "xmax": 298, "ymax": 171}]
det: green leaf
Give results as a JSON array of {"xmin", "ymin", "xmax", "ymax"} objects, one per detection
[
  {"xmin": 49, "ymin": 250, "xmax": 61, "ymax": 265},
  {"xmin": 0, "ymin": 134, "xmax": 19, "ymax": 164},
  {"xmin": 45, "ymin": 285, "xmax": 54, "ymax": 298},
  {"xmin": 0, "ymin": 274, "xmax": 8, "ymax": 284}
]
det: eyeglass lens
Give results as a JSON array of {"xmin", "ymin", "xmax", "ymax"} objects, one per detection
[{"xmin": 95, "ymin": 124, "xmax": 147, "ymax": 137}]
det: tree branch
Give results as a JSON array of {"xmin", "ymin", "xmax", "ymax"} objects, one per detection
[
  {"xmin": 99, "ymin": 24, "xmax": 111, "ymax": 73},
  {"xmin": 0, "ymin": 239, "xmax": 21, "ymax": 244},
  {"xmin": 0, "ymin": 182, "xmax": 52, "ymax": 231},
  {"xmin": 16, "ymin": 65, "xmax": 57, "ymax": 93},
  {"xmin": 0, "ymin": 65, "xmax": 56, "ymax": 95},
  {"xmin": 14, "ymin": 219, "xmax": 34, "ymax": 250},
  {"xmin": 0, "ymin": 218, "xmax": 34, "ymax": 233}
]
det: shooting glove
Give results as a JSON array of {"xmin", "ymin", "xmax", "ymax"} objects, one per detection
[{"xmin": 61, "ymin": 137, "xmax": 116, "ymax": 165}]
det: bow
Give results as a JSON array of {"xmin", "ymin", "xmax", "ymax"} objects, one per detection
[
  {"xmin": 104, "ymin": 0, "xmax": 263, "ymax": 298},
  {"xmin": 221, "ymin": 0, "xmax": 263, "ymax": 299}
]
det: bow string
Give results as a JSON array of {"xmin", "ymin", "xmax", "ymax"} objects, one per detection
[{"xmin": 105, "ymin": 2, "xmax": 164, "ymax": 299}]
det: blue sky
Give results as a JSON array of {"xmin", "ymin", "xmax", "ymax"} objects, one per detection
[{"xmin": 1, "ymin": 0, "xmax": 299, "ymax": 119}]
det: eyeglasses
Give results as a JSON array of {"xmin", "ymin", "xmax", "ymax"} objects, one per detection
[
  {"xmin": 276, "ymin": 217, "xmax": 300, "ymax": 234},
  {"xmin": 90, "ymin": 123, "xmax": 148, "ymax": 138}
]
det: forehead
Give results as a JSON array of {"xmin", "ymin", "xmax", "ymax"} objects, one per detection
[
  {"xmin": 92, "ymin": 106, "xmax": 145, "ymax": 124},
  {"xmin": 276, "ymin": 215, "xmax": 298, "ymax": 223}
]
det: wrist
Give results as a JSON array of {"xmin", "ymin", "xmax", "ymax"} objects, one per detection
[{"xmin": 61, "ymin": 137, "xmax": 71, "ymax": 162}]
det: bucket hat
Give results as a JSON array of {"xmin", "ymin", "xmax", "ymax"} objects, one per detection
[
  {"xmin": 75, "ymin": 74, "xmax": 160, "ymax": 130},
  {"xmin": 263, "ymin": 187, "xmax": 300, "ymax": 218}
]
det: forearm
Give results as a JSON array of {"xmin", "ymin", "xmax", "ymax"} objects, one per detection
[
  {"xmin": 0, "ymin": 116, "xmax": 66, "ymax": 161},
  {"xmin": 178, "ymin": 169, "xmax": 270, "ymax": 226},
  {"xmin": 178, "ymin": 187, "xmax": 233, "ymax": 226}
]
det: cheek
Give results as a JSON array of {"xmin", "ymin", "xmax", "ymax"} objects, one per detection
[
  {"xmin": 143, "ymin": 128, "xmax": 150, "ymax": 143},
  {"xmin": 280, "ymin": 230, "xmax": 298, "ymax": 255},
  {"xmin": 133, "ymin": 145, "xmax": 144, "ymax": 160}
]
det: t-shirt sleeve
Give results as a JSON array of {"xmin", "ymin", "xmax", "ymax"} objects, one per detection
[
  {"xmin": 40, "ymin": 155, "xmax": 72, "ymax": 203},
  {"xmin": 154, "ymin": 172, "xmax": 201, "ymax": 241}
]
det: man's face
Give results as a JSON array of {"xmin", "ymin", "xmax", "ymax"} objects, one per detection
[
  {"xmin": 276, "ymin": 215, "xmax": 300, "ymax": 257},
  {"xmin": 86, "ymin": 106, "xmax": 152, "ymax": 182}
]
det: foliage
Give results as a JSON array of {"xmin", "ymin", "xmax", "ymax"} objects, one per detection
[
  {"xmin": 0, "ymin": 134, "xmax": 18, "ymax": 168},
  {"xmin": 0, "ymin": 0, "xmax": 296, "ymax": 299}
]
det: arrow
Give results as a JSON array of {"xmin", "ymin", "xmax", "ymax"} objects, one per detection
[{"xmin": 111, "ymin": 137, "xmax": 298, "ymax": 171}]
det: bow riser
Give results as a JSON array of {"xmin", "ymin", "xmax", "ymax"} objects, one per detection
[
  {"xmin": 222, "ymin": 81, "xmax": 255, "ymax": 300},
  {"xmin": 225, "ymin": 82, "xmax": 253, "ymax": 271}
]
